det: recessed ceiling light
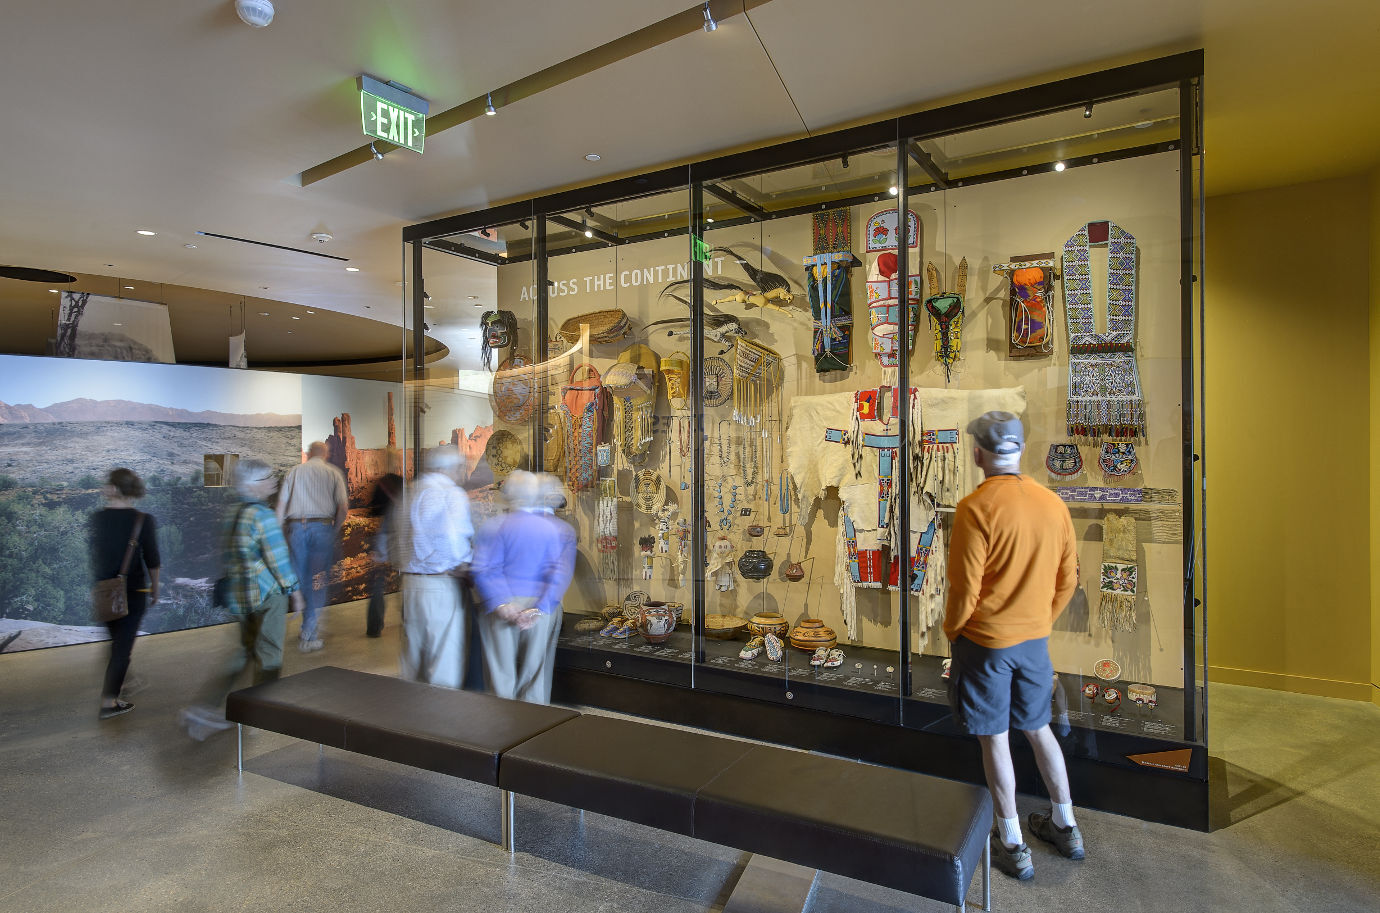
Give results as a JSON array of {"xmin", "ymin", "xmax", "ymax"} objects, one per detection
[
  {"xmin": 424, "ymin": 304, "xmax": 435, "ymax": 309},
  {"xmin": 473, "ymin": 302, "xmax": 483, "ymax": 307},
  {"xmin": 258, "ymin": 311, "xmax": 270, "ymax": 316},
  {"xmin": 584, "ymin": 153, "xmax": 601, "ymax": 162},
  {"xmin": 888, "ymin": 186, "xmax": 898, "ymax": 196},
  {"xmin": 706, "ymin": 218, "xmax": 714, "ymax": 224},
  {"xmin": 124, "ymin": 285, "xmax": 134, "ymax": 290},
  {"xmin": 305, "ymin": 310, "xmax": 314, "ymax": 314},
  {"xmin": 290, "ymin": 315, "xmax": 301, "ymax": 320},
  {"xmin": 48, "ymin": 289, "xmax": 58, "ymax": 293},
  {"xmin": 1054, "ymin": 161, "xmax": 1066, "ymax": 172},
  {"xmin": 184, "ymin": 243, "xmax": 197, "ymax": 249},
  {"xmin": 113, "ymin": 323, "xmax": 123, "ymax": 327},
  {"xmin": 467, "ymin": 295, "xmax": 478, "ymax": 299},
  {"xmin": 136, "ymin": 230, "xmax": 156, "ymax": 236},
  {"xmin": 104, "ymin": 263, "xmax": 115, "ymax": 268},
  {"xmin": 345, "ymin": 266, "xmax": 360, "ymax": 272}
]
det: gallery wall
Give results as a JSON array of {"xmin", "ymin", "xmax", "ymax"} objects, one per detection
[
  {"xmin": 0, "ymin": 354, "xmax": 410, "ymax": 653},
  {"xmin": 1205, "ymin": 175, "xmax": 1373, "ymax": 700},
  {"xmin": 1371, "ymin": 169, "xmax": 1380, "ymax": 707}
]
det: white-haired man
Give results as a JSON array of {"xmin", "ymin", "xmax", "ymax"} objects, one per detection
[
  {"xmin": 396, "ymin": 446, "xmax": 474, "ymax": 689},
  {"xmin": 471, "ymin": 472, "xmax": 575, "ymax": 704},
  {"xmin": 944, "ymin": 411, "xmax": 1084, "ymax": 880}
]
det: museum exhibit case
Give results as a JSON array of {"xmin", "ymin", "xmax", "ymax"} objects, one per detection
[{"xmin": 402, "ymin": 51, "xmax": 1207, "ymax": 828}]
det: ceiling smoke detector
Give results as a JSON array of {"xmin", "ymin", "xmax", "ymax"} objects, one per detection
[
  {"xmin": 234, "ymin": 0, "xmax": 275, "ymax": 28},
  {"xmin": 311, "ymin": 232, "xmax": 333, "ymax": 244}
]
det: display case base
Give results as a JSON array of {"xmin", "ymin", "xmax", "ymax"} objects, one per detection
[{"xmin": 552, "ymin": 664, "xmax": 1210, "ymax": 831}]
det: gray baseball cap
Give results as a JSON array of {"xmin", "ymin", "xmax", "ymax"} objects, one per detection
[{"xmin": 967, "ymin": 411, "xmax": 1024, "ymax": 454}]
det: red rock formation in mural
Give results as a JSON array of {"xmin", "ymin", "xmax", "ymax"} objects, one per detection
[{"xmin": 450, "ymin": 425, "xmax": 494, "ymax": 480}]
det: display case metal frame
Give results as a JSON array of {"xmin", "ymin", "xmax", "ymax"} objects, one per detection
[{"xmin": 403, "ymin": 50, "xmax": 1207, "ymax": 829}]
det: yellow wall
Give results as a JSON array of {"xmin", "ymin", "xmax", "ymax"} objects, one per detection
[
  {"xmin": 1371, "ymin": 170, "xmax": 1380, "ymax": 706},
  {"xmin": 1206, "ymin": 176, "xmax": 1374, "ymax": 700}
]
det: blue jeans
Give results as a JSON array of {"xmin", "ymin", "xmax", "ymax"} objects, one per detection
[{"xmin": 288, "ymin": 521, "xmax": 335, "ymax": 640}]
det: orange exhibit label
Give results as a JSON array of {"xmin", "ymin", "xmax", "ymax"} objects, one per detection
[{"xmin": 1126, "ymin": 748, "xmax": 1193, "ymax": 772}]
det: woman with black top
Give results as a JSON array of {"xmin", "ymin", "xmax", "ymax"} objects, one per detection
[{"xmin": 89, "ymin": 468, "xmax": 159, "ymax": 719}]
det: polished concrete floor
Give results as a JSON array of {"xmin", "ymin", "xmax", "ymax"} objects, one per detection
[{"xmin": 2, "ymin": 600, "xmax": 1377, "ymax": 912}]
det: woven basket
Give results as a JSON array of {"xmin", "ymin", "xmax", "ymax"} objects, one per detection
[
  {"xmin": 558, "ymin": 309, "xmax": 630, "ymax": 346},
  {"xmin": 705, "ymin": 614, "xmax": 748, "ymax": 640},
  {"xmin": 490, "ymin": 354, "xmax": 536, "ymax": 424}
]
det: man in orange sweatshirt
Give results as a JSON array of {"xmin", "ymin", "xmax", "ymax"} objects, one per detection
[{"xmin": 944, "ymin": 411, "xmax": 1083, "ymax": 880}]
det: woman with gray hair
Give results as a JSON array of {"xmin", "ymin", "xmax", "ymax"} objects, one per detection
[{"xmin": 180, "ymin": 458, "xmax": 303, "ymax": 739}]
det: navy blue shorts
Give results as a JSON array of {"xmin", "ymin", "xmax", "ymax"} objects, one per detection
[{"xmin": 948, "ymin": 635, "xmax": 1053, "ymax": 736}]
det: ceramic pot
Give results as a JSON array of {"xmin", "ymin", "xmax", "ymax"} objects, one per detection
[
  {"xmin": 747, "ymin": 611, "xmax": 789, "ymax": 638},
  {"xmin": 783, "ymin": 562, "xmax": 805, "ymax": 581},
  {"xmin": 746, "ymin": 524, "xmax": 765, "ymax": 537},
  {"xmin": 737, "ymin": 549, "xmax": 773, "ymax": 580},
  {"xmin": 788, "ymin": 618, "xmax": 837, "ymax": 652},
  {"xmin": 638, "ymin": 603, "xmax": 677, "ymax": 644},
  {"xmin": 664, "ymin": 602, "xmax": 685, "ymax": 626}
]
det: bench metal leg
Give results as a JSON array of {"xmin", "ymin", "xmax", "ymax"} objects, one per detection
[
  {"xmin": 983, "ymin": 837, "xmax": 991, "ymax": 912},
  {"xmin": 500, "ymin": 789, "xmax": 515, "ymax": 854},
  {"xmin": 237, "ymin": 724, "xmax": 243, "ymax": 773}
]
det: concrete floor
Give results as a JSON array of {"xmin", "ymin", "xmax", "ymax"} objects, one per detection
[{"xmin": 1, "ymin": 599, "xmax": 1377, "ymax": 912}]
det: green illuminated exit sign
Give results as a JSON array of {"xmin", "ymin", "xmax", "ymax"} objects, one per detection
[{"xmin": 358, "ymin": 75, "xmax": 429, "ymax": 154}]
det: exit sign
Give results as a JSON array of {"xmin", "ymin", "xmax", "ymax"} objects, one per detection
[{"xmin": 358, "ymin": 75, "xmax": 429, "ymax": 154}]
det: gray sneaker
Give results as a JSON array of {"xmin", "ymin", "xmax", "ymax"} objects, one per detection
[
  {"xmin": 990, "ymin": 830, "xmax": 1034, "ymax": 880},
  {"xmin": 298, "ymin": 638, "xmax": 324, "ymax": 653},
  {"xmin": 1028, "ymin": 811, "xmax": 1085, "ymax": 860}
]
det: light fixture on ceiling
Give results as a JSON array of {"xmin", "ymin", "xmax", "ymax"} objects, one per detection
[
  {"xmin": 424, "ymin": 304, "xmax": 435, "ymax": 309},
  {"xmin": 113, "ymin": 323, "xmax": 123, "ymax": 327},
  {"xmin": 841, "ymin": 153, "xmax": 849, "ymax": 169},
  {"xmin": 345, "ymin": 266, "xmax": 360, "ymax": 272},
  {"xmin": 702, "ymin": 2, "xmax": 717, "ymax": 32},
  {"xmin": 484, "ymin": 93, "xmax": 497, "ymax": 116},
  {"xmin": 136, "ymin": 230, "xmax": 156, "ymax": 236},
  {"xmin": 48, "ymin": 289, "xmax": 58, "ymax": 293},
  {"xmin": 305, "ymin": 310, "xmax": 314, "ymax": 314},
  {"xmin": 473, "ymin": 302, "xmax": 483, "ymax": 307},
  {"xmin": 1054, "ymin": 161, "xmax": 1066, "ymax": 172},
  {"xmin": 184, "ymin": 243, "xmax": 197, "ymax": 249},
  {"xmin": 423, "ymin": 291, "xmax": 431, "ymax": 300},
  {"xmin": 582, "ymin": 218, "xmax": 593, "ymax": 239},
  {"xmin": 290, "ymin": 315, "xmax": 301, "ymax": 320},
  {"xmin": 234, "ymin": 0, "xmax": 275, "ymax": 28},
  {"xmin": 1083, "ymin": 104, "xmax": 1093, "ymax": 119},
  {"xmin": 584, "ymin": 153, "xmax": 601, "ymax": 162},
  {"xmin": 124, "ymin": 285, "xmax": 134, "ymax": 290},
  {"xmin": 706, "ymin": 217, "xmax": 714, "ymax": 224},
  {"xmin": 370, "ymin": 143, "xmax": 384, "ymax": 161},
  {"xmin": 104, "ymin": 263, "xmax": 115, "ymax": 268},
  {"xmin": 467, "ymin": 295, "xmax": 478, "ymax": 299},
  {"xmin": 888, "ymin": 185, "xmax": 898, "ymax": 196},
  {"xmin": 258, "ymin": 311, "xmax": 270, "ymax": 316}
]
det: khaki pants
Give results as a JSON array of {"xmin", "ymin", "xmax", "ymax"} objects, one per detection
[
  {"xmin": 479, "ymin": 600, "xmax": 561, "ymax": 704},
  {"xmin": 401, "ymin": 574, "xmax": 466, "ymax": 689}
]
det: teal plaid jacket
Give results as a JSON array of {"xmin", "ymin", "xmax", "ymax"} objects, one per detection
[{"xmin": 222, "ymin": 500, "xmax": 299, "ymax": 614}]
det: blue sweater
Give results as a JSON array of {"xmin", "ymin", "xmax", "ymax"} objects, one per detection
[{"xmin": 471, "ymin": 509, "xmax": 577, "ymax": 614}]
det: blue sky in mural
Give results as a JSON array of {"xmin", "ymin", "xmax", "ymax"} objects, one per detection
[{"xmin": 0, "ymin": 355, "xmax": 301, "ymax": 415}]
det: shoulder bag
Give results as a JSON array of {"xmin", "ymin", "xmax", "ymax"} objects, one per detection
[{"xmin": 91, "ymin": 512, "xmax": 145, "ymax": 623}]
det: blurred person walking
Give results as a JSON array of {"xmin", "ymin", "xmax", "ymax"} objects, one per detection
[
  {"xmin": 181, "ymin": 459, "xmax": 302, "ymax": 740},
  {"xmin": 943, "ymin": 412, "xmax": 1083, "ymax": 880},
  {"xmin": 277, "ymin": 441, "xmax": 348, "ymax": 652},
  {"xmin": 90, "ymin": 468, "xmax": 160, "ymax": 719},
  {"xmin": 365, "ymin": 449, "xmax": 404, "ymax": 638},
  {"xmin": 396, "ymin": 446, "xmax": 473, "ymax": 689},
  {"xmin": 472, "ymin": 472, "xmax": 575, "ymax": 704}
]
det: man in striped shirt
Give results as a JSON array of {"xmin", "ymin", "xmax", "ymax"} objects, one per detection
[{"xmin": 277, "ymin": 442, "xmax": 349, "ymax": 652}]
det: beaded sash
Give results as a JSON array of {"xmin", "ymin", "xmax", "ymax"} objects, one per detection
[{"xmin": 1063, "ymin": 221, "xmax": 1146, "ymax": 439}]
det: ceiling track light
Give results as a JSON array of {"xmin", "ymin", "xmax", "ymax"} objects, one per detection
[
  {"xmin": 370, "ymin": 142, "xmax": 384, "ymax": 160},
  {"xmin": 702, "ymin": 2, "xmax": 717, "ymax": 32},
  {"xmin": 484, "ymin": 92, "xmax": 497, "ymax": 116},
  {"xmin": 1083, "ymin": 103, "xmax": 1094, "ymax": 119}
]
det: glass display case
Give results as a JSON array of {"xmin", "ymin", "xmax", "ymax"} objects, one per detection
[{"xmin": 403, "ymin": 51, "xmax": 1207, "ymax": 828}]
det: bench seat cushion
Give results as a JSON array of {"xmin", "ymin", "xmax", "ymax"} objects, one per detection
[
  {"xmin": 499, "ymin": 715, "xmax": 754, "ymax": 836},
  {"xmin": 227, "ymin": 666, "xmax": 579, "ymax": 785},
  {"xmin": 694, "ymin": 745, "xmax": 992, "ymax": 905}
]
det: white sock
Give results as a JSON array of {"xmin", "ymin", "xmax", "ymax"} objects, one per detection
[
  {"xmin": 997, "ymin": 816, "xmax": 1023, "ymax": 848},
  {"xmin": 1052, "ymin": 802, "xmax": 1077, "ymax": 829}
]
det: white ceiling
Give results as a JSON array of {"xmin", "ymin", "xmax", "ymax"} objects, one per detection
[{"xmin": 2, "ymin": 0, "xmax": 1377, "ymax": 374}]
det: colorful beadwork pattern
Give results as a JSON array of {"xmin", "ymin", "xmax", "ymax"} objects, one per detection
[
  {"xmin": 812, "ymin": 208, "xmax": 851, "ymax": 254},
  {"xmin": 865, "ymin": 277, "xmax": 922, "ymax": 368},
  {"xmin": 864, "ymin": 209, "xmax": 919, "ymax": 252},
  {"xmin": 1046, "ymin": 443, "xmax": 1083, "ymax": 477},
  {"xmin": 1099, "ymin": 561, "xmax": 1138, "ymax": 596},
  {"xmin": 925, "ymin": 293, "xmax": 964, "ymax": 381},
  {"xmin": 804, "ymin": 252, "xmax": 855, "ymax": 373},
  {"xmin": 1098, "ymin": 441, "xmax": 1138, "ymax": 477},
  {"xmin": 1063, "ymin": 221, "xmax": 1146, "ymax": 439},
  {"xmin": 910, "ymin": 516, "xmax": 939, "ymax": 594},
  {"xmin": 1054, "ymin": 486, "xmax": 1144, "ymax": 503}
]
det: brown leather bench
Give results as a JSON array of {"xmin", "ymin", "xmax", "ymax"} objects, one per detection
[{"xmin": 227, "ymin": 667, "xmax": 992, "ymax": 912}]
